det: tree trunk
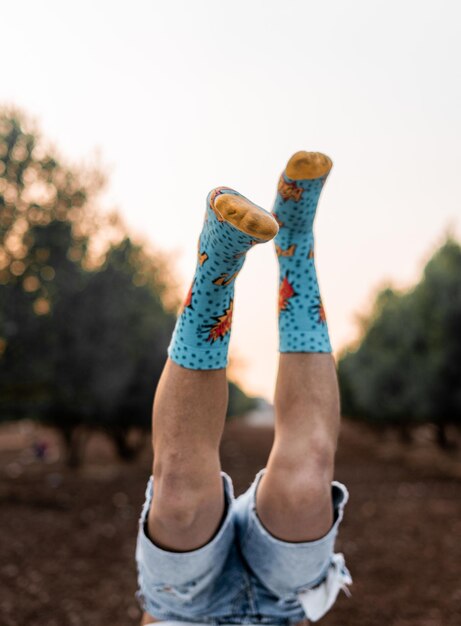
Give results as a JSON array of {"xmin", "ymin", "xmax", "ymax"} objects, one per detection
[
  {"xmin": 61, "ymin": 426, "xmax": 81, "ymax": 468},
  {"xmin": 435, "ymin": 421, "xmax": 458, "ymax": 451},
  {"xmin": 112, "ymin": 427, "xmax": 145, "ymax": 462},
  {"xmin": 398, "ymin": 422, "xmax": 413, "ymax": 445}
]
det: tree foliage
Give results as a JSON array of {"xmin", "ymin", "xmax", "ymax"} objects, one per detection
[
  {"xmin": 0, "ymin": 109, "xmax": 255, "ymax": 465},
  {"xmin": 338, "ymin": 236, "xmax": 461, "ymax": 447}
]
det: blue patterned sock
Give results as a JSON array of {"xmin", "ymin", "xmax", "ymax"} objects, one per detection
[
  {"xmin": 272, "ymin": 152, "xmax": 333, "ymax": 353},
  {"xmin": 168, "ymin": 187, "xmax": 278, "ymax": 370}
]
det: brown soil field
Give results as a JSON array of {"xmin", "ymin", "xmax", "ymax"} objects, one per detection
[{"xmin": 0, "ymin": 419, "xmax": 460, "ymax": 626}]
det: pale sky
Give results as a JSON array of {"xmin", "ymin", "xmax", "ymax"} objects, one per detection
[{"xmin": 3, "ymin": 1, "xmax": 460, "ymax": 400}]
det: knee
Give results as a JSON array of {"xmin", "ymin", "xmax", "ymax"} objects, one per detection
[
  {"xmin": 151, "ymin": 455, "xmax": 220, "ymax": 530},
  {"xmin": 304, "ymin": 433, "xmax": 336, "ymax": 480},
  {"xmin": 287, "ymin": 463, "xmax": 333, "ymax": 509},
  {"xmin": 270, "ymin": 436, "xmax": 336, "ymax": 505}
]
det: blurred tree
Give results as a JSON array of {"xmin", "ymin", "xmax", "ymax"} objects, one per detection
[
  {"xmin": 0, "ymin": 109, "xmax": 256, "ymax": 465},
  {"xmin": 228, "ymin": 381, "xmax": 257, "ymax": 418},
  {"xmin": 0, "ymin": 109, "xmax": 99, "ymax": 275},
  {"xmin": 0, "ymin": 107, "xmax": 96, "ymax": 439},
  {"xmin": 338, "ymin": 236, "xmax": 461, "ymax": 449},
  {"xmin": 412, "ymin": 237, "xmax": 461, "ymax": 447},
  {"xmin": 58, "ymin": 237, "xmax": 175, "ymax": 462},
  {"xmin": 0, "ymin": 109, "xmax": 175, "ymax": 464}
]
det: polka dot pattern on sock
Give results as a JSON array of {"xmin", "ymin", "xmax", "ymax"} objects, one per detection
[
  {"xmin": 273, "ymin": 172, "xmax": 332, "ymax": 354},
  {"xmin": 168, "ymin": 188, "xmax": 276, "ymax": 370}
]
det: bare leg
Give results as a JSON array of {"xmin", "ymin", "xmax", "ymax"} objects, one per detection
[
  {"xmin": 140, "ymin": 191, "xmax": 278, "ymax": 624},
  {"xmin": 257, "ymin": 151, "xmax": 340, "ymax": 542},
  {"xmin": 256, "ymin": 353, "xmax": 340, "ymax": 541},
  {"xmin": 147, "ymin": 190, "xmax": 277, "ymax": 551},
  {"xmin": 147, "ymin": 359, "xmax": 228, "ymax": 551},
  {"xmin": 141, "ymin": 361, "xmax": 228, "ymax": 625}
]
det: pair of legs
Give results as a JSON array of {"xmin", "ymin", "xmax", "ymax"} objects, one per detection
[
  {"xmin": 142, "ymin": 152, "xmax": 341, "ymax": 624},
  {"xmin": 148, "ymin": 354, "xmax": 339, "ymax": 550}
]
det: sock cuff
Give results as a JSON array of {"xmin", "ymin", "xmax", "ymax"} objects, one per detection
[
  {"xmin": 279, "ymin": 330, "xmax": 332, "ymax": 354},
  {"xmin": 167, "ymin": 340, "xmax": 229, "ymax": 370}
]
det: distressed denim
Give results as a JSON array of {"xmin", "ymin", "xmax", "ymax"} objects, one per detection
[{"xmin": 136, "ymin": 468, "xmax": 351, "ymax": 625}]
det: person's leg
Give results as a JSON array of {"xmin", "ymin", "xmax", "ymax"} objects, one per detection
[
  {"xmin": 232, "ymin": 154, "xmax": 351, "ymax": 624},
  {"xmin": 256, "ymin": 352, "xmax": 340, "ymax": 541},
  {"xmin": 149, "ymin": 187, "xmax": 278, "ymax": 550},
  {"xmin": 255, "ymin": 151, "xmax": 338, "ymax": 542},
  {"xmin": 232, "ymin": 350, "xmax": 343, "ymax": 623},
  {"xmin": 138, "ymin": 187, "xmax": 278, "ymax": 623},
  {"xmin": 148, "ymin": 361, "xmax": 229, "ymax": 551}
]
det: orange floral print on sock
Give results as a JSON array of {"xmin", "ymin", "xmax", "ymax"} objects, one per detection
[
  {"xmin": 318, "ymin": 296, "xmax": 326, "ymax": 323},
  {"xmin": 198, "ymin": 250, "xmax": 208, "ymax": 266},
  {"xmin": 272, "ymin": 212, "xmax": 284, "ymax": 228},
  {"xmin": 278, "ymin": 175, "xmax": 304, "ymax": 202},
  {"xmin": 279, "ymin": 274, "xmax": 296, "ymax": 313},
  {"xmin": 275, "ymin": 243, "xmax": 297, "ymax": 257},
  {"xmin": 212, "ymin": 272, "xmax": 238, "ymax": 286},
  {"xmin": 206, "ymin": 300, "xmax": 234, "ymax": 342}
]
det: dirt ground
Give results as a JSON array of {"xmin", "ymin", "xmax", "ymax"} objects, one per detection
[{"xmin": 0, "ymin": 419, "xmax": 460, "ymax": 626}]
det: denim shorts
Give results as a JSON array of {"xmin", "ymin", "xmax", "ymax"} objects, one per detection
[{"xmin": 136, "ymin": 468, "xmax": 352, "ymax": 625}]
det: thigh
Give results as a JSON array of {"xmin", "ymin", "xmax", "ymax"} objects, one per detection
[
  {"xmin": 234, "ymin": 468, "xmax": 350, "ymax": 599},
  {"xmin": 136, "ymin": 471, "xmax": 248, "ymax": 621}
]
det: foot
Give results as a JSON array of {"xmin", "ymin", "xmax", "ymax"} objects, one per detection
[
  {"xmin": 272, "ymin": 151, "xmax": 333, "ymax": 353},
  {"xmin": 285, "ymin": 151, "xmax": 333, "ymax": 180},
  {"xmin": 213, "ymin": 190, "xmax": 279, "ymax": 240},
  {"xmin": 167, "ymin": 187, "xmax": 278, "ymax": 370}
]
